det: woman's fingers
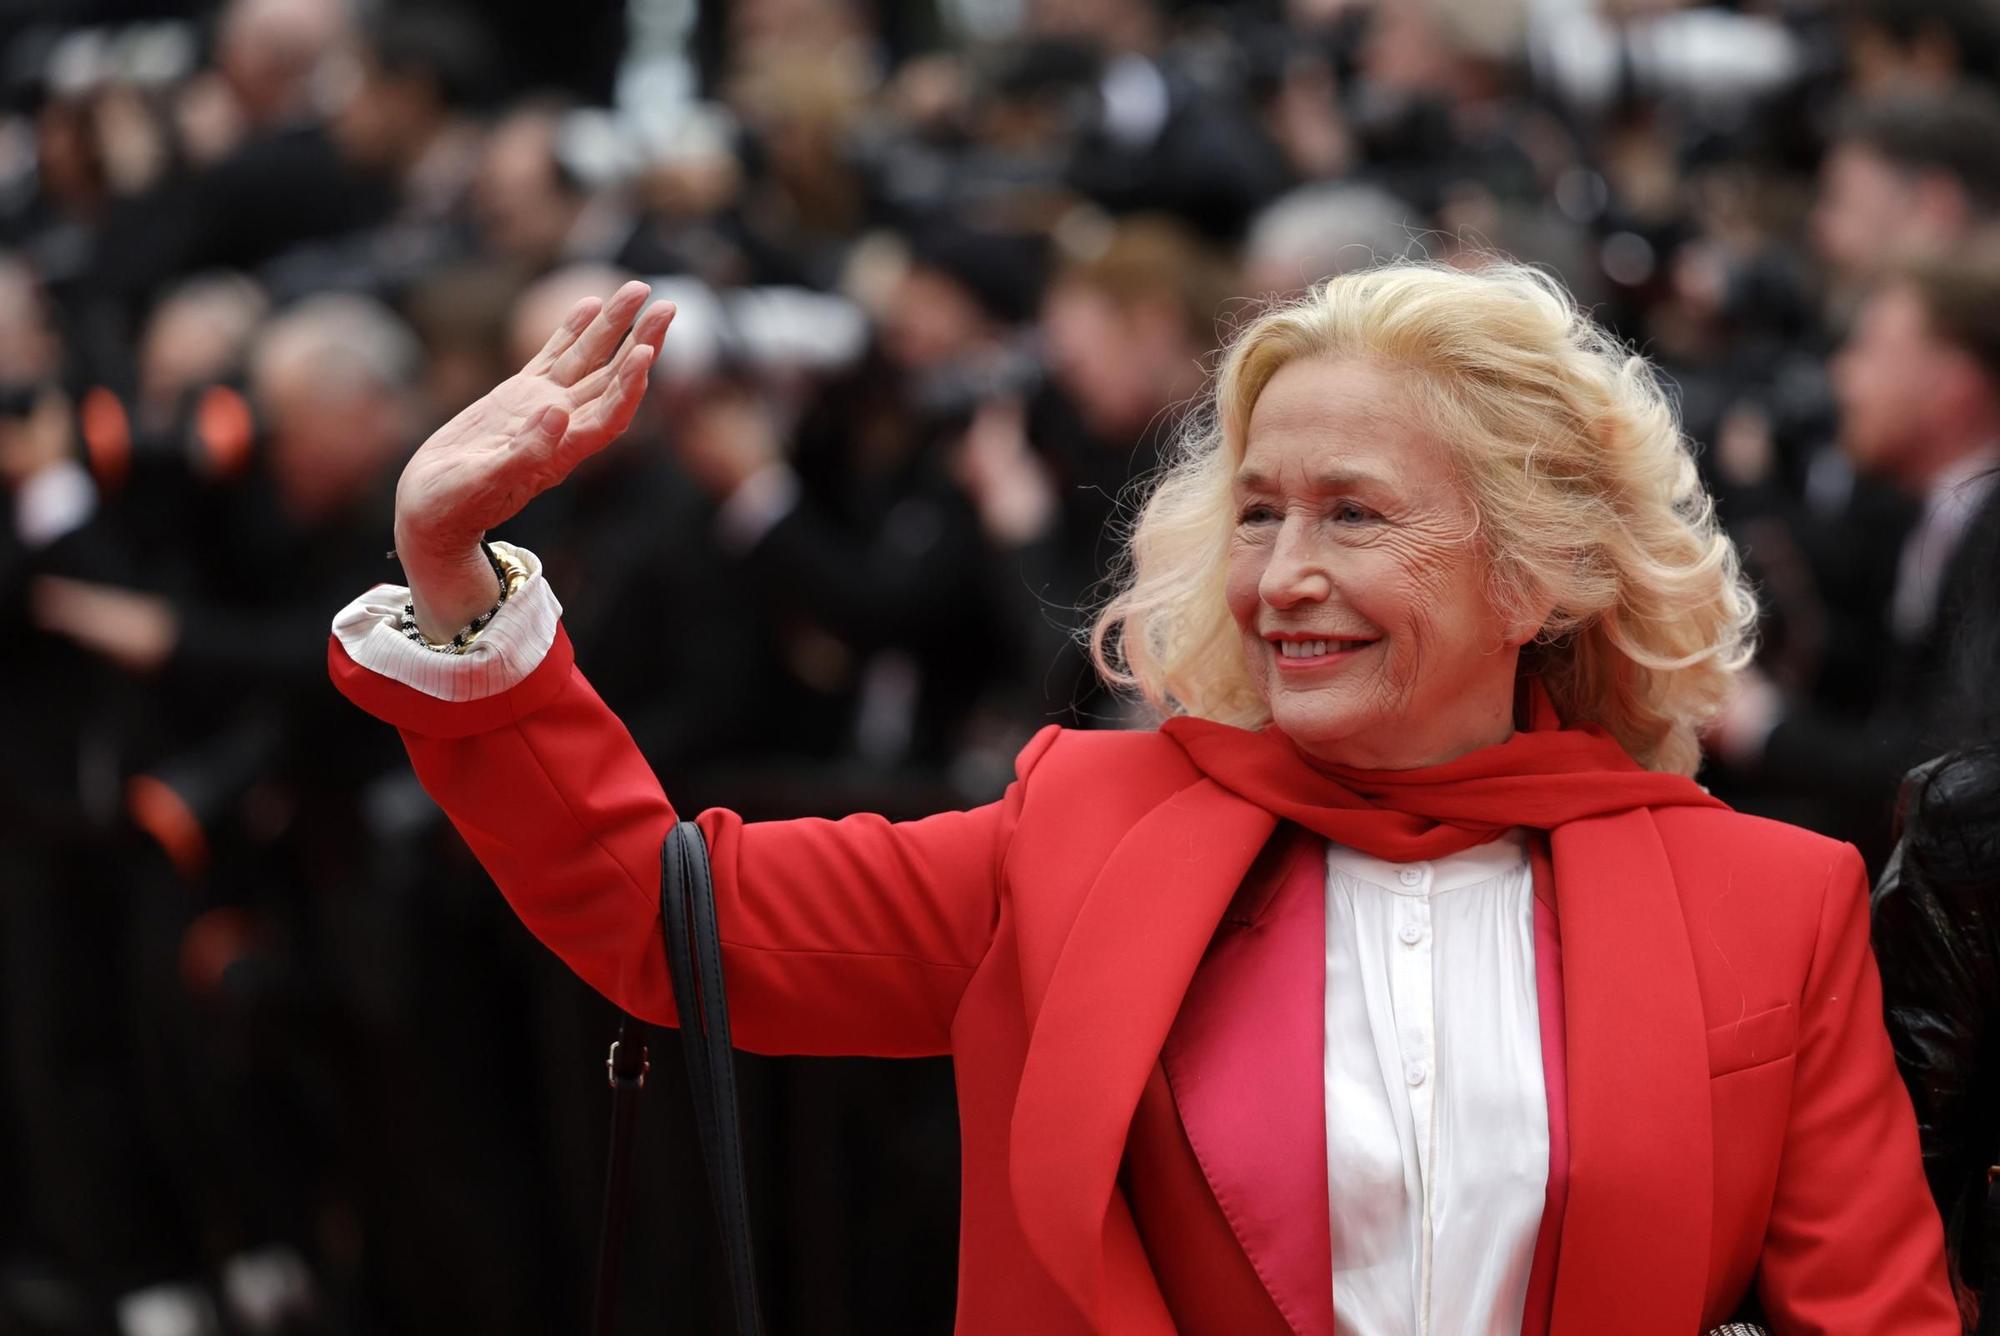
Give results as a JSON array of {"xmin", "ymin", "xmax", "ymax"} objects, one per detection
[
  {"xmin": 567, "ymin": 300, "xmax": 672, "ymax": 406},
  {"xmin": 526, "ymin": 295, "xmax": 603, "ymax": 373},
  {"xmin": 562, "ymin": 343, "xmax": 655, "ymax": 448},
  {"xmin": 602, "ymin": 344, "xmax": 656, "ymax": 436},
  {"xmin": 631, "ymin": 299, "xmax": 675, "ymax": 354},
  {"xmin": 550, "ymin": 280, "xmax": 651, "ymax": 385}
]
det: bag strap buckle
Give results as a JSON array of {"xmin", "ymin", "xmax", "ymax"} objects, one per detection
[{"xmin": 605, "ymin": 1038, "xmax": 649, "ymax": 1090}]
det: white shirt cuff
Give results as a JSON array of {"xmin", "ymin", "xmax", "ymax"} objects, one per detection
[{"xmin": 329, "ymin": 540, "xmax": 562, "ymax": 702}]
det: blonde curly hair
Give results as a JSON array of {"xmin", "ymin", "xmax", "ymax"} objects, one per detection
[{"xmin": 1089, "ymin": 259, "xmax": 1757, "ymax": 776}]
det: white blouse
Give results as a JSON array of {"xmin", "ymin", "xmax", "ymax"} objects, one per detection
[
  {"xmin": 332, "ymin": 553, "xmax": 1553, "ymax": 1333},
  {"xmin": 1324, "ymin": 835, "xmax": 1547, "ymax": 1336}
]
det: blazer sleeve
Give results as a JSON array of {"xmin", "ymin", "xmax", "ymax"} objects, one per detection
[
  {"xmin": 1754, "ymin": 843, "xmax": 1959, "ymax": 1332},
  {"xmin": 327, "ymin": 621, "xmax": 1060, "ymax": 1059}
]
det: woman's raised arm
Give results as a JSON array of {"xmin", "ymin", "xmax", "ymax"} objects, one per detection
[{"xmin": 330, "ymin": 282, "xmax": 1052, "ymax": 1057}]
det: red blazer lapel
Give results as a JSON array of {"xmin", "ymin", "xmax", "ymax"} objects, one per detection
[
  {"xmin": 1124, "ymin": 1062, "xmax": 1294, "ymax": 1336},
  {"xmin": 1548, "ymin": 810, "xmax": 1712, "ymax": 1335},
  {"xmin": 1161, "ymin": 825, "xmax": 1334, "ymax": 1336},
  {"xmin": 1010, "ymin": 779, "xmax": 1278, "ymax": 1325},
  {"xmin": 1522, "ymin": 839, "xmax": 1569, "ymax": 1336}
]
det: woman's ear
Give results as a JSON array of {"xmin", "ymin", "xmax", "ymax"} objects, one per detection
[
  {"xmin": 1505, "ymin": 608, "xmax": 1552, "ymax": 649},
  {"xmin": 1496, "ymin": 584, "xmax": 1558, "ymax": 651},
  {"xmin": 1482, "ymin": 561, "xmax": 1557, "ymax": 652}
]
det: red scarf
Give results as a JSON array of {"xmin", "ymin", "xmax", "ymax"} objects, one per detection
[{"xmin": 1158, "ymin": 681, "xmax": 1724, "ymax": 856}]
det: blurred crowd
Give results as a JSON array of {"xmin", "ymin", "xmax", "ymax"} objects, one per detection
[{"xmin": 3, "ymin": 0, "xmax": 1999, "ymax": 1332}]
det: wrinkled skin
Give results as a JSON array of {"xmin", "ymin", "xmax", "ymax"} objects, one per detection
[
  {"xmin": 1225, "ymin": 357, "xmax": 1539, "ymax": 771},
  {"xmin": 393, "ymin": 280, "xmax": 676, "ymax": 636}
]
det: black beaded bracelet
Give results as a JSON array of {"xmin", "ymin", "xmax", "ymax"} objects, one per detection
[{"xmin": 398, "ymin": 541, "xmax": 510, "ymax": 654}]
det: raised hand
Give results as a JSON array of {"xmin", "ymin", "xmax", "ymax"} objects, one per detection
[{"xmin": 393, "ymin": 280, "xmax": 675, "ymax": 638}]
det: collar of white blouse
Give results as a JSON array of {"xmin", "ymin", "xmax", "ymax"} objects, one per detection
[{"xmin": 1324, "ymin": 826, "xmax": 1530, "ymax": 896}]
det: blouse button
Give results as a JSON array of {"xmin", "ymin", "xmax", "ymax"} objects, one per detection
[
  {"xmin": 1398, "ymin": 922, "xmax": 1424, "ymax": 945},
  {"xmin": 1398, "ymin": 866, "xmax": 1425, "ymax": 887},
  {"xmin": 1405, "ymin": 1061, "xmax": 1428, "ymax": 1087}
]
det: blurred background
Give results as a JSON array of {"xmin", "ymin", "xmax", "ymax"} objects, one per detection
[{"xmin": 2, "ymin": 0, "xmax": 1998, "ymax": 1331}]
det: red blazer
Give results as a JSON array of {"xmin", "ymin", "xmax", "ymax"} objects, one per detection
[
  {"xmin": 330, "ymin": 624, "xmax": 1956, "ymax": 1335},
  {"xmin": 1123, "ymin": 825, "xmax": 1572, "ymax": 1336}
]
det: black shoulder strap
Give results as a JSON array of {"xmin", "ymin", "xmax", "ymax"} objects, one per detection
[
  {"xmin": 591, "ymin": 1013, "xmax": 650, "ymax": 1336},
  {"xmin": 658, "ymin": 820, "xmax": 766, "ymax": 1336},
  {"xmin": 589, "ymin": 822, "xmax": 765, "ymax": 1336}
]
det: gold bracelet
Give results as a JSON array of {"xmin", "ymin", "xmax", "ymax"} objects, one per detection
[{"xmin": 396, "ymin": 541, "xmax": 510, "ymax": 654}]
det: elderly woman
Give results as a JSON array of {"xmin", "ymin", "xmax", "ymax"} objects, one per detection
[{"xmin": 329, "ymin": 263, "xmax": 1955, "ymax": 1333}]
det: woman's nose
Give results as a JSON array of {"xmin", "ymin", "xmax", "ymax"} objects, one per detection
[{"xmin": 1258, "ymin": 519, "xmax": 1332, "ymax": 608}]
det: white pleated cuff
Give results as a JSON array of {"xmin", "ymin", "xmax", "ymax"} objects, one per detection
[{"xmin": 329, "ymin": 540, "xmax": 563, "ymax": 702}]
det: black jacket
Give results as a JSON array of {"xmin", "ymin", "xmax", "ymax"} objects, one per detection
[
  {"xmin": 1873, "ymin": 745, "xmax": 2000, "ymax": 1326},
  {"xmin": 1763, "ymin": 478, "xmax": 2000, "ymax": 869}
]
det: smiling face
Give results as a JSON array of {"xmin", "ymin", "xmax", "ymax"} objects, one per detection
[{"xmin": 1225, "ymin": 356, "xmax": 1530, "ymax": 770}]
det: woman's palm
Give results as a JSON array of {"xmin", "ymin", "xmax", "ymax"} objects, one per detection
[{"xmin": 396, "ymin": 281, "xmax": 677, "ymax": 551}]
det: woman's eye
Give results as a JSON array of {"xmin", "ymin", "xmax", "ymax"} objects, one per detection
[{"xmin": 1238, "ymin": 503, "xmax": 1279, "ymax": 524}]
